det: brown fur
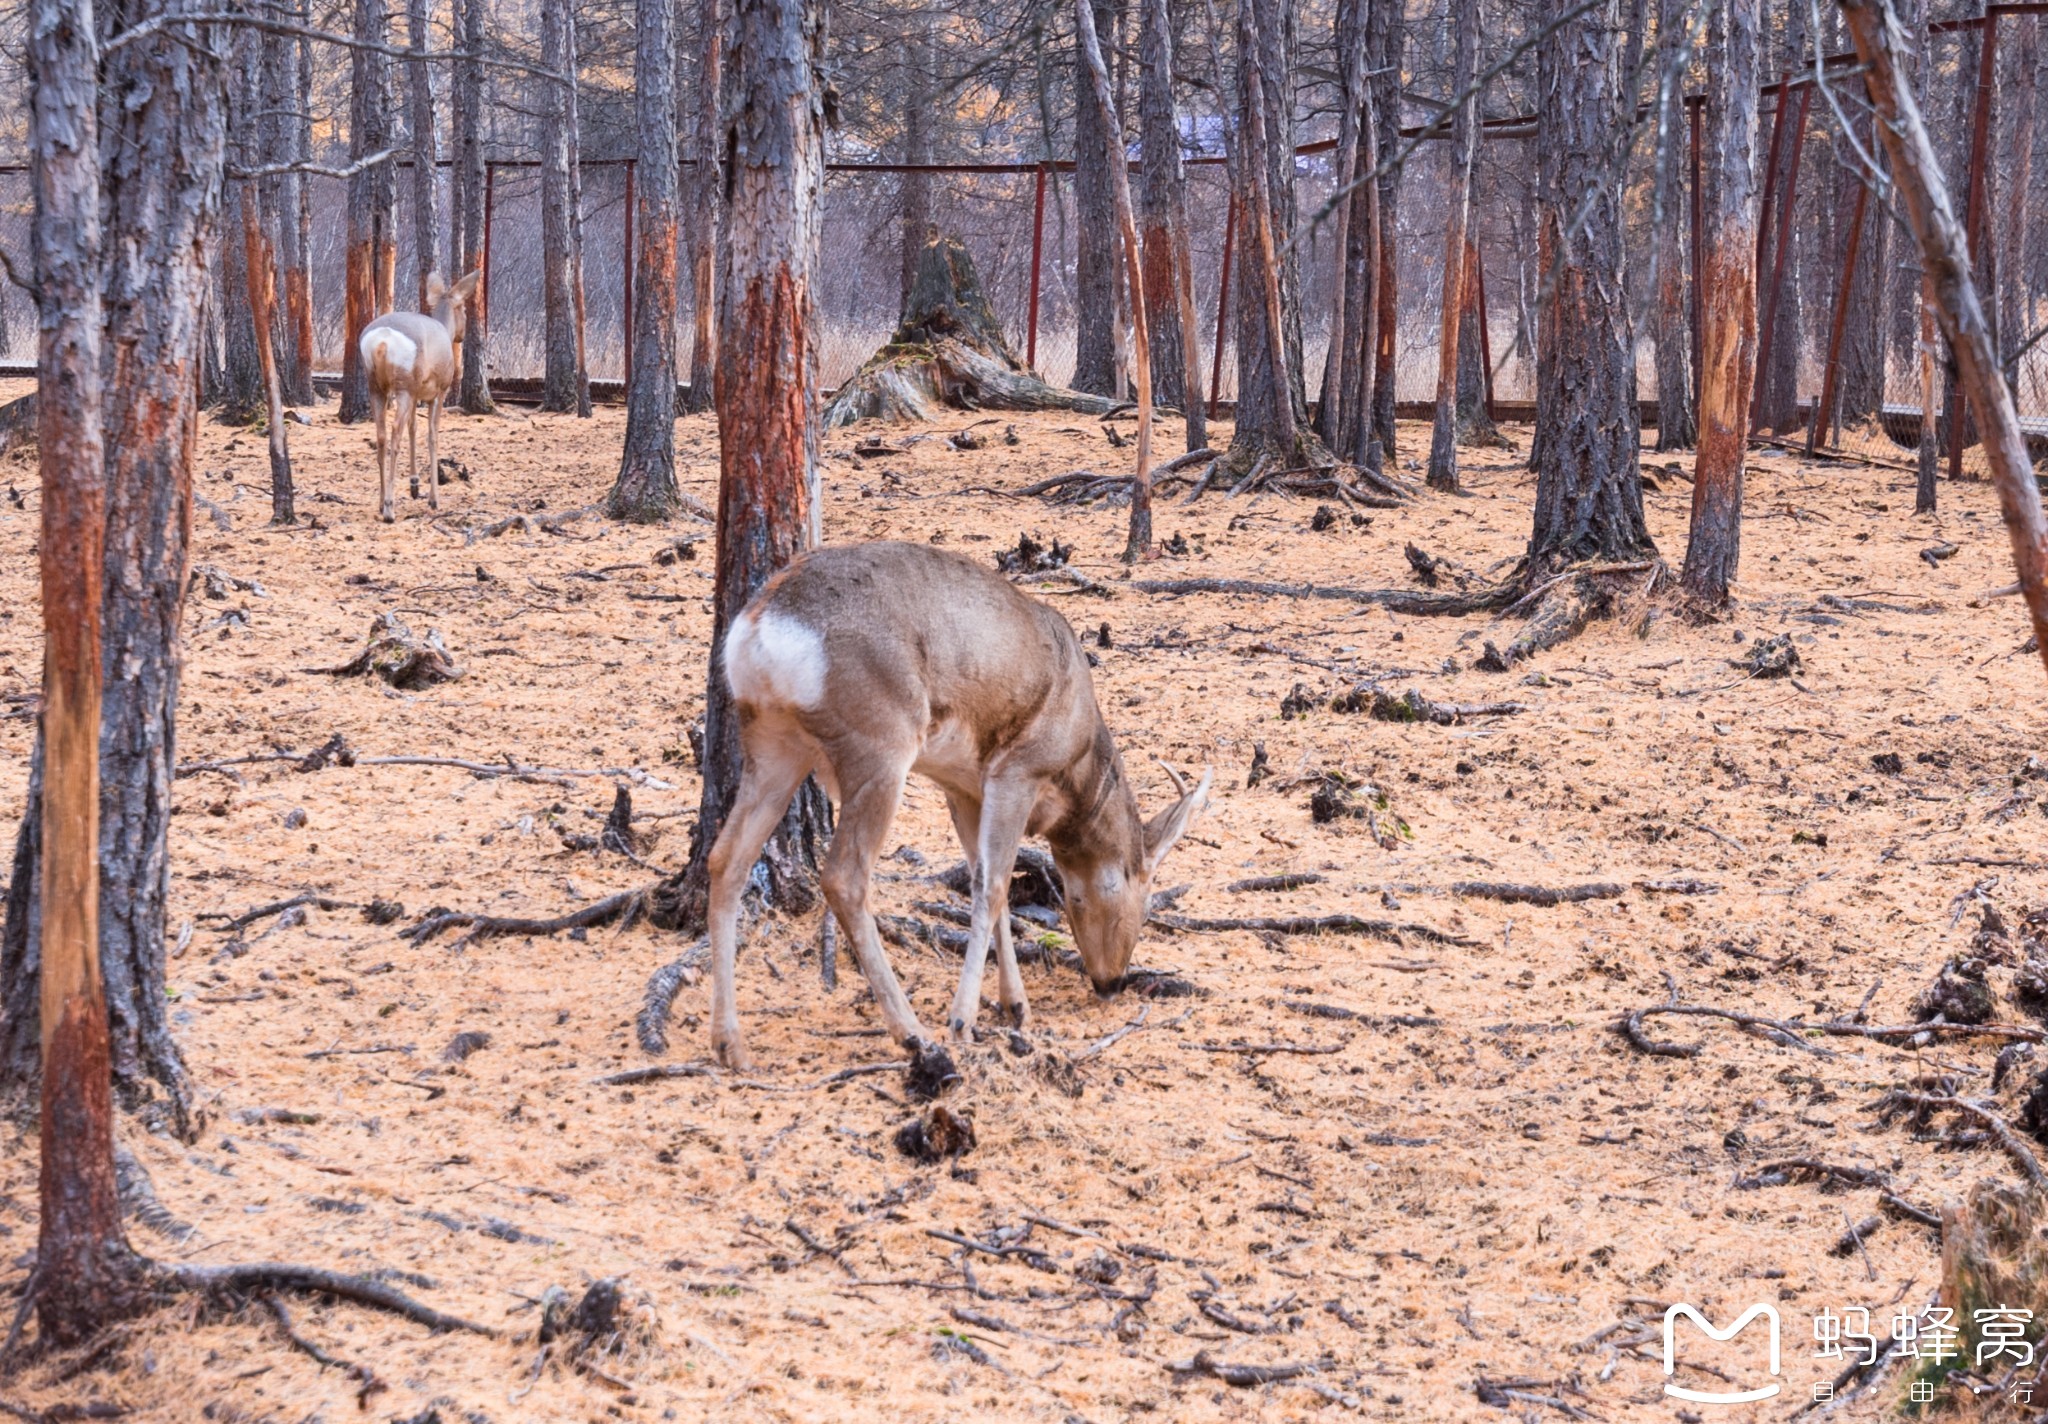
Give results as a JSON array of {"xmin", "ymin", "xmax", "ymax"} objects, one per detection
[{"xmin": 704, "ymin": 541, "xmax": 1209, "ymax": 1070}]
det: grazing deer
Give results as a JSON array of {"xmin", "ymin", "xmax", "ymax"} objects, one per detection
[
  {"xmin": 358, "ymin": 269, "xmax": 480, "ymax": 522},
  {"xmin": 705, "ymin": 541, "xmax": 1211, "ymax": 1070}
]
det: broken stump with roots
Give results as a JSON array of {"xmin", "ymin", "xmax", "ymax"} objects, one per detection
[{"xmin": 824, "ymin": 234, "xmax": 1121, "ymax": 428}]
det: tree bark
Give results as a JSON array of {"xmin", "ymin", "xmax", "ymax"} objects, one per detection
[
  {"xmin": 540, "ymin": 0, "xmax": 588, "ymax": 414},
  {"xmin": 236, "ymin": 30, "xmax": 293, "ymax": 526},
  {"xmin": 454, "ymin": 0, "xmax": 494, "ymax": 413},
  {"xmin": 1316, "ymin": 0, "xmax": 1373, "ymax": 461},
  {"xmin": 564, "ymin": 7, "xmax": 592, "ymax": 415},
  {"xmin": 1138, "ymin": 0, "xmax": 1202, "ymax": 449},
  {"xmin": 683, "ymin": 0, "xmax": 722, "ymax": 414},
  {"xmin": 1651, "ymin": 0, "xmax": 1698, "ymax": 449},
  {"xmin": 407, "ymin": 0, "xmax": 440, "ymax": 307},
  {"xmin": 1226, "ymin": 0, "xmax": 1320, "ymax": 474},
  {"xmin": 1527, "ymin": 0, "xmax": 1655, "ymax": 574},
  {"xmin": 610, "ymin": 0, "xmax": 683, "ymax": 522},
  {"xmin": 1681, "ymin": 0, "xmax": 1760, "ymax": 603},
  {"xmin": 654, "ymin": 0, "xmax": 831, "ymax": 933},
  {"xmin": 1077, "ymin": 0, "xmax": 1153, "ymax": 561},
  {"xmin": 1752, "ymin": 0, "xmax": 1806, "ymax": 435},
  {"xmin": 1072, "ymin": 0, "xmax": 1122, "ymax": 398},
  {"xmin": 1426, "ymin": 0, "xmax": 1479, "ymax": 493},
  {"xmin": 262, "ymin": 25, "xmax": 310, "ymax": 407},
  {"xmin": 1844, "ymin": 0, "xmax": 2048, "ymax": 677},
  {"xmin": 898, "ymin": 17, "xmax": 934, "ymax": 311},
  {"xmin": 1367, "ymin": 0, "xmax": 1402, "ymax": 464},
  {"xmin": 27, "ymin": 0, "xmax": 152, "ymax": 1345},
  {"xmin": 216, "ymin": 178, "xmax": 263, "ymax": 425},
  {"xmin": 341, "ymin": 0, "xmax": 395, "ymax": 425}
]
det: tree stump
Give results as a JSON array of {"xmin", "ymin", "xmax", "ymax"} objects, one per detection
[{"xmin": 823, "ymin": 234, "xmax": 1121, "ymax": 428}]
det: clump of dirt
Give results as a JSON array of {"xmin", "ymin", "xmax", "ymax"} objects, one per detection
[
  {"xmin": 1308, "ymin": 771, "xmax": 1408, "ymax": 849},
  {"xmin": 904, "ymin": 1038, "xmax": 962, "ymax": 1101},
  {"xmin": 1913, "ymin": 956, "xmax": 1995, "ymax": 1024},
  {"xmin": 894, "ymin": 1103, "xmax": 976, "ymax": 1162},
  {"xmin": 1734, "ymin": 632, "xmax": 1801, "ymax": 679},
  {"xmin": 994, "ymin": 532, "xmax": 1071, "ymax": 573}
]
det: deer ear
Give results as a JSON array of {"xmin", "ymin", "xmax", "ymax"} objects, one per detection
[
  {"xmin": 426, "ymin": 272, "xmax": 448, "ymax": 305},
  {"xmin": 452, "ymin": 270, "xmax": 481, "ymax": 302},
  {"xmin": 1142, "ymin": 766, "xmax": 1212, "ymax": 876}
]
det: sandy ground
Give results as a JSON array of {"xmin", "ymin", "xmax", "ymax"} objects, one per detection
[{"xmin": 0, "ymin": 388, "xmax": 2044, "ymax": 1423}]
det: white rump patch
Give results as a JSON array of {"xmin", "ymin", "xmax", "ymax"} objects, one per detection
[
  {"xmin": 724, "ymin": 610, "xmax": 826, "ymax": 710},
  {"xmin": 359, "ymin": 328, "xmax": 418, "ymax": 380}
]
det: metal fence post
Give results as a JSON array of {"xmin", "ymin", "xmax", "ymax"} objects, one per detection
[
  {"xmin": 1750, "ymin": 84, "xmax": 1809, "ymax": 434},
  {"xmin": 1026, "ymin": 163, "xmax": 1046, "ymax": 371},
  {"xmin": 481, "ymin": 160, "xmax": 497, "ymax": 336},
  {"xmin": 1812, "ymin": 175, "xmax": 1869, "ymax": 455}
]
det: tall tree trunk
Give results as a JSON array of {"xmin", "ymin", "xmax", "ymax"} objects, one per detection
[
  {"xmin": 898, "ymin": 17, "xmax": 934, "ymax": 311},
  {"xmin": 564, "ymin": 7, "xmax": 592, "ymax": 414},
  {"xmin": 540, "ymin": 0, "xmax": 586, "ymax": 413},
  {"xmin": 408, "ymin": 0, "xmax": 440, "ymax": 307},
  {"xmin": 454, "ymin": 0, "xmax": 494, "ymax": 413},
  {"xmin": 1838, "ymin": 122, "xmax": 1887, "ymax": 425},
  {"xmin": 1844, "ymin": 0, "xmax": 2048, "ymax": 675},
  {"xmin": 683, "ymin": 0, "xmax": 722, "ymax": 413},
  {"xmin": 216, "ymin": 179, "xmax": 262, "ymax": 425},
  {"xmin": 610, "ymin": 0, "xmax": 682, "ymax": 522},
  {"xmin": 1453, "ymin": 237, "xmax": 1499, "ymax": 440},
  {"xmin": 1681, "ymin": 0, "xmax": 1760, "ymax": 603},
  {"xmin": 1226, "ymin": 0, "xmax": 1319, "ymax": 473},
  {"xmin": 341, "ymin": 0, "xmax": 394, "ymax": 425},
  {"xmin": 1367, "ymin": 0, "xmax": 1402, "ymax": 464},
  {"xmin": 236, "ymin": 31, "xmax": 293, "ymax": 526},
  {"xmin": 1528, "ymin": 0, "xmax": 1654, "ymax": 573},
  {"xmin": 25, "ymin": 0, "xmax": 151, "ymax": 1348},
  {"xmin": 1651, "ymin": 0, "xmax": 1698, "ymax": 448},
  {"xmin": 263, "ymin": 26, "xmax": 311, "ymax": 407},
  {"xmin": 1317, "ymin": 0, "xmax": 1370, "ymax": 457},
  {"xmin": 653, "ymin": 0, "xmax": 831, "ymax": 933},
  {"xmin": 284, "ymin": 5, "xmax": 316, "ymax": 406},
  {"xmin": 1138, "ymin": 0, "xmax": 1201, "ymax": 448},
  {"xmin": 1078, "ymin": 0, "xmax": 1153, "ymax": 561},
  {"xmin": 1072, "ymin": 0, "xmax": 1121, "ymax": 397},
  {"xmin": 1426, "ymin": 0, "xmax": 1479, "ymax": 492},
  {"xmin": 1752, "ymin": 0, "xmax": 1805, "ymax": 434},
  {"xmin": 1999, "ymin": 18, "xmax": 2037, "ymax": 378}
]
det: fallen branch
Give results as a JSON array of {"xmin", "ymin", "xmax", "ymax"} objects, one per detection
[
  {"xmin": 1621, "ymin": 975, "xmax": 2046, "ymax": 1059},
  {"xmin": 1451, "ymin": 881, "xmax": 1625, "ymax": 906},
  {"xmin": 1151, "ymin": 911, "xmax": 1468, "ymax": 946},
  {"xmin": 637, "ymin": 939, "xmax": 709, "ymax": 1054},
  {"xmin": 1874, "ymin": 1091, "xmax": 2048, "ymax": 1190},
  {"xmin": 1168, "ymin": 1351, "xmax": 1327, "ymax": 1387},
  {"xmin": 197, "ymin": 893, "xmax": 358, "ymax": 932},
  {"xmin": 592, "ymin": 1063, "xmax": 720, "ymax": 1087},
  {"xmin": 1190, "ymin": 1039, "xmax": 1347, "ymax": 1056},
  {"xmin": 174, "ymin": 745, "xmax": 673, "ymax": 789}
]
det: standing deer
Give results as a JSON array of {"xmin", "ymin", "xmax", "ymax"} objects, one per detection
[
  {"xmin": 704, "ymin": 541, "xmax": 1211, "ymax": 1070},
  {"xmin": 358, "ymin": 269, "xmax": 480, "ymax": 522}
]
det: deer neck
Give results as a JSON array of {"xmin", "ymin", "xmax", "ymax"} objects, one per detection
[{"xmin": 1043, "ymin": 719, "xmax": 1142, "ymax": 868}]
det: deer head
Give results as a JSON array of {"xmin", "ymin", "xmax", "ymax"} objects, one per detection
[
  {"xmin": 426, "ymin": 269, "xmax": 482, "ymax": 353},
  {"xmin": 1052, "ymin": 762, "xmax": 1212, "ymax": 991}
]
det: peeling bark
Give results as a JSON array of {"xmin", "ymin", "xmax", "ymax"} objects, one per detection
[
  {"xmin": 655, "ymin": 0, "xmax": 832, "ymax": 932},
  {"xmin": 610, "ymin": 0, "xmax": 683, "ymax": 522},
  {"xmin": 1681, "ymin": 0, "xmax": 1760, "ymax": 604}
]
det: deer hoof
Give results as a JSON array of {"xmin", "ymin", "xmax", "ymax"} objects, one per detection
[
  {"xmin": 946, "ymin": 1017, "xmax": 977, "ymax": 1046},
  {"xmin": 712, "ymin": 1036, "xmax": 754, "ymax": 1073},
  {"xmin": 379, "ymin": 508, "xmax": 395, "ymax": 524},
  {"xmin": 998, "ymin": 1001, "xmax": 1029, "ymax": 1030}
]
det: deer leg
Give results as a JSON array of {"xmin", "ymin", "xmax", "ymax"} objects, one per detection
[
  {"xmin": 945, "ymin": 792, "xmax": 1026, "ymax": 1029},
  {"xmin": 948, "ymin": 778, "xmax": 1035, "ymax": 1043},
  {"xmin": 372, "ymin": 389, "xmax": 393, "ymax": 522},
  {"xmin": 824, "ymin": 760, "xmax": 928, "ymax": 1048},
  {"xmin": 402, "ymin": 390, "xmax": 420, "ymax": 500},
  {"xmin": 425, "ymin": 396, "xmax": 442, "ymax": 510},
  {"xmin": 705, "ymin": 733, "xmax": 815, "ymax": 1072}
]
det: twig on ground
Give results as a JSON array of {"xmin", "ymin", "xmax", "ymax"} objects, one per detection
[
  {"xmin": 1451, "ymin": 881, "xmax": 1625, "ymax": 906},
  {"xmin": 403, "ymin": 888, "xmax": 647, "ymax": 950},
  {"xmin": 1151, "ymin": 911, "xmax": 1468, "ymax": 946}
]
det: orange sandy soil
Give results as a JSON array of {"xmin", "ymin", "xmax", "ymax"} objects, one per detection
[{"xmin": 0, "ymin": 385, "xmax": 2042, "ymax": 1423}]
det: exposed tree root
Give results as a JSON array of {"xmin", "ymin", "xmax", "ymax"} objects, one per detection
[
  {"xmin": 403, "ymin": 887, "xmax": 648, "ymax": 950},
  {"xmin": 1620, "ymin": 973, "xmax": 2046, "ymax": 1060},
  {"xmin": 162, "ymin": 1262, "xmax": 496, "ymax": 1337}
]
